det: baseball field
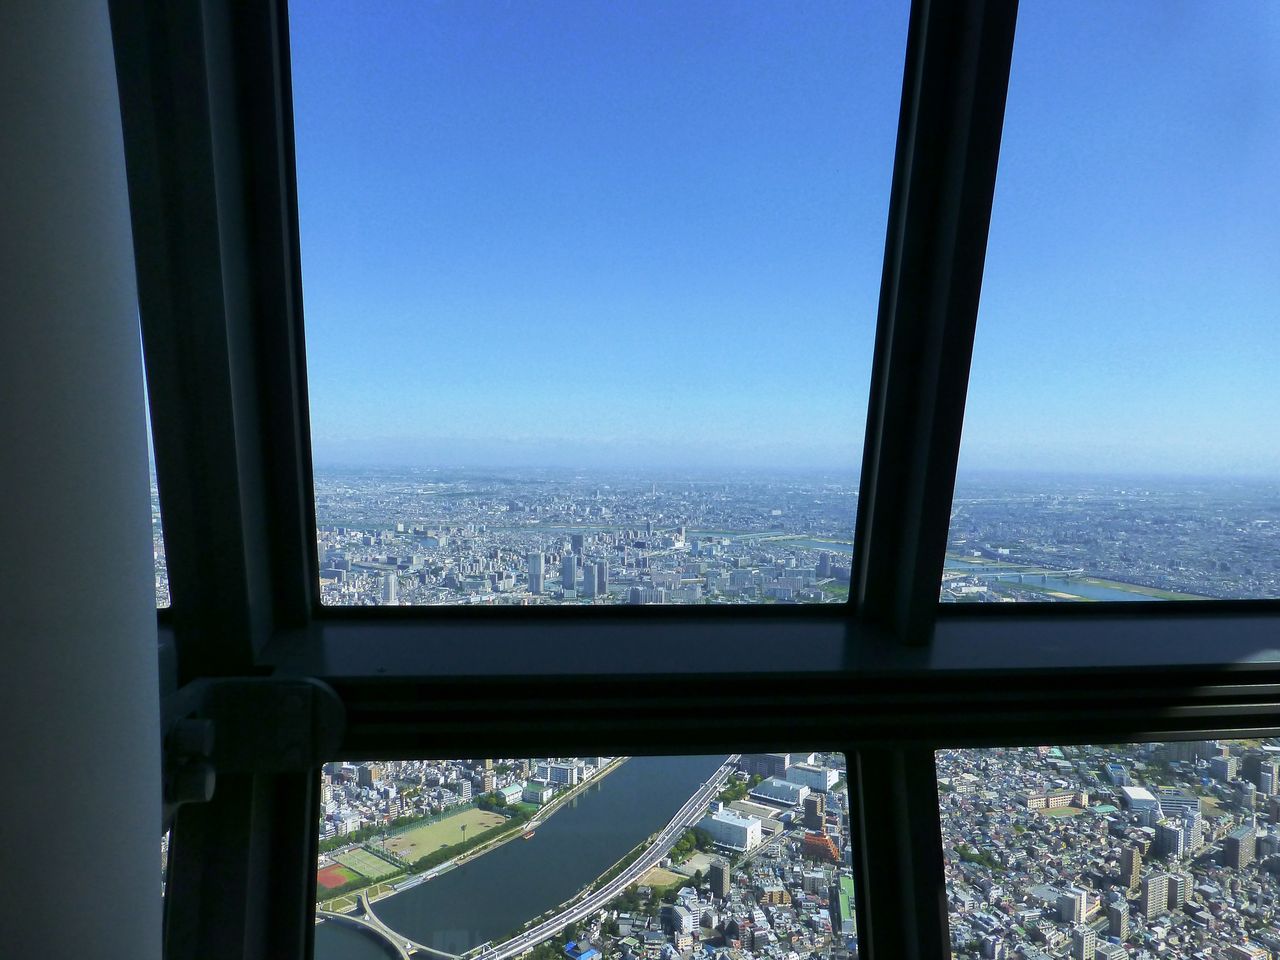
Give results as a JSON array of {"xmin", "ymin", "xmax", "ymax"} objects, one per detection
[
  {"xmin": 379, "ymin": 808, "xmax": 507, "ymax": 862},
  {"xmin": 316, "ymin": 863, "xmax": 359, "ymax": 890}
]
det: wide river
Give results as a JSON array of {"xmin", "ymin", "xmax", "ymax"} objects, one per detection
[{"xmin": 314, "ymin": 755, "xmax": 726, "ymax": 960}]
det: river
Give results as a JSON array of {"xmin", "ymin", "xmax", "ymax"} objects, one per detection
[
  {"xmin": 943, "ymin": 558, "xmax": 1156, "ymax": 601},
  {"xmin": 314, "ymin": 755, "xmax": 726, "ymax": 960}
]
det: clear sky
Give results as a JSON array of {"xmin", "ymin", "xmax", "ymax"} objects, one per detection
[{"xmin": 290, "ymin": 1, "xmax": 1278, "ymax": 477}]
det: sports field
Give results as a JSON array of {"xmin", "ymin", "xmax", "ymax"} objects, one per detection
[
  {"xmin": 1037, "ymin": 806, "xmax": 1084, "ymax": 818},
  {"xmin": 639, "ymin": 867, "xmax": 686, "ymax": 890},
  {"xmin": 317, "ymin": 863, "xmax": 359, "ymax": 890},
  {"xmin": 380, "ymin": 808, "xmax": 507, "ymax": 862},
  {"xmin": 334, "ymin": 846, "xmax": 399, "ymax": 878}
]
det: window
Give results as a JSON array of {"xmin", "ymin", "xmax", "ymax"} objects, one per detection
[
  {"xmin": 102, "ymin": 2, "xmax": 1280, "ymax": 960},
  {"xmin": 314, "ymin": 754, "xmax": 853, "ymax": 960},
  {"xmin": 945, "ymin": 2, "xmax": 1280, "ymax": 603},
  {"xmin": 151, "ymin": 453, "xmax": 169, "ymax": 608},
  {"xmin": 289, "ymin": 1, "xmax": 910, "ymax": 606},
  {"xmin": 938, "ymin": 738, "xmax": 1279, "ymax": 958}
]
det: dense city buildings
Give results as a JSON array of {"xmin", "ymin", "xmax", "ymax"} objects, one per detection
[
  {"xmin": 938, "ymin": 740, "xmax": 1280, "ymax": 959},
  {"xmin": 150, "ymin": 475, "xmax": 169, "ymax": 607},
  {"xmin": 275, "ymin": 469, "xmax": 1280, "ymax": 610},
  {"xmin": 151, "ymin": 471, "xmax": 1280, "ymax": 609},
  {"xmin": 310, "ymin": 470, "xmax": 857, "ymax": 606},
  {"xmin": 945, "ymin": 475, "xmax": 1280, "ymax": 601},
  {"xmin": 314, "ymin": 754, "xmax": 856, "ymax": 960}
]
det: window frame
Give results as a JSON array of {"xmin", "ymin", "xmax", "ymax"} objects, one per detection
[{"xmin": 106, "ymin": 0, "xmax": 1280, "ymax": 958}]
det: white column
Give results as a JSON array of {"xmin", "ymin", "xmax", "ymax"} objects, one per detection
[{"xmin": 0, "ymin": 3, "xmax": 161, "ymax": 959}]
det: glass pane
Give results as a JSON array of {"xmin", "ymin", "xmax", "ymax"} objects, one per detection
[
  {"xmin": 144, "ymin": 377, "xmax": 170, "ymax": 608},
  {"xmin": 290, "ymin": 1, "xmax": 911, "ymax": 605},
  {"xmin": 937, "ymin": 740, "xmax": 1279, "ymax": 959},
  {"xmin": 945, "ymin": 3, "xmax": 1280, "ymax": 602},
  {"xmin": 151, "ymin": 463, "xmax": 169, "ymax": 609},
  {"xmin": 313, "ymin": 753, "xmax": 855, "ymax": 960}
]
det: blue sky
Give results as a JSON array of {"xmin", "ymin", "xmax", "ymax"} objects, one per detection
[{"xmin": 291, "ymin": 2, "xmax": 1278, "ymax": 476}]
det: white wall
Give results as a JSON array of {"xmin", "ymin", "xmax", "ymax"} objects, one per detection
[{"xmin": 0, "ymin": 2, "xmax": 161, "ymax": 958}]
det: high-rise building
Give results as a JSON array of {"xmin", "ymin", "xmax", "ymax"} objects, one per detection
[
  {"xmin": 1237, "ymin": 778, "xmax": 1257, "ymax": 812},
  {"xmin": 561, "ymin": 554, "xmax": 577, "ymax": 592},
  {"xmin": 1140, "ymin": 872, "xmax": 1169, "ymax": 916},
  {"xmin": 382, "ymin": 573, "xmax": 397, "ymax": 603},
  {"xmin": 570, "ymin": 533, "xmax": 584, "ymax": 555},
  {"xmin": 1120, "ymin": 845, "xmax": 1142, "ymax": 890},
  {"xmin": 1181, "ymin": 810, "xmax": 1203, "ymax": 853},
  {"xmin": 1107, "ymin": 899, "xmax": 1128, "ymax": 940},
  {"xmin": 1058, "ymin": 887, "xmax": 1087, "ymax": 923},
  {"xmin": 709, "ymin": 858, "xmax": 730, "ymax": 899},
  {"xmin": 580, "ymin": 562, "xmax": 598, "ymax": 599},
  {"xmin": 1156, "ymin": 820, "xmax": 1185, "ymax": 859},
  {"xmin": 1211, "ymin": 754, "xmax": 1240, "ymax": 782},
  {"xmin": 527, "ymin": 552, "xmax": 545, "ymax": 594},
  {"xmin": 1167, "ymin": 871, "xmax": 1191, "ymax": 910},
  {"xmin": 741, "ymin": 754, "xmax": 791, "ymax": 779},
  {"xmin": 1261, "ymin": 764, "xmax": 1277, "ymax": 796},
  {"xmin": 1225, "ymin": 824, "xmax": 1256, "ymax": 869},
  {"xmin": 595, "ymin": 559, "xmax": 608, "ymax": 594},
  {"xmin": 1070, "ymin": 925, "xmax": 1095, "ymax": 960},
  {"xmin": 804, "ymin": 793, "xmax": 826, "ymax": 830}
]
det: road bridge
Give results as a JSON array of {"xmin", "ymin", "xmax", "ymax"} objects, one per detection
[
  {"xmin": 316, "ymin": 909, "xmax": 412, "ymax": 960},
  {"xmin": 945, "ymin": 567, "xmax": 1086, "ymax": 581},
  {"xmin": 362, "ymin": 892, "xmax": 464, "ymax": 960}
]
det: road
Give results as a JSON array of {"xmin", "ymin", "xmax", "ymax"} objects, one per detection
[
  {"xmin": 467, "ymin": 754, "xmax": 742, "ymax": 960},
  {"xmin": 357, "ymin": 891, "xmax": 463, "ymax": 960}
]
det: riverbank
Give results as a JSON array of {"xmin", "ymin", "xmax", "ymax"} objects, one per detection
[
  {"xmin": 945, "ymin": 554, "xmax": 1211, "ymax": 601},
  {"xmin": 1076, "ymin": 576, "xmax": 1207, "ymax": 600},
  {"xmin": 447, "ymin": 759, "xmax": 630, "ymax": 873},
  {"xmin": 323, "ymin": 759, "xmax": 632, "ymax": 915}
]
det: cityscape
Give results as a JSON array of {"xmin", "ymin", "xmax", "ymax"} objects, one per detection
[
  {"xmin": 311, "ymin": 470, "xmax": 857, "ymax": 606},
  {"xmin": 939, "ymin": 739, "xmax": 1280, "ymax": 959},
  {"xmin": 149, "ymin": 470, "xmax": 1279, "ymax": 608},
  {"xmin": 312, "ymin": 753, "xmax": 855, "ymax": 960}
]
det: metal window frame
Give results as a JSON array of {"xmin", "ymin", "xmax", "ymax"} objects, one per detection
[{"xmin": 107, "ymin": 0, "xmax": 1280, "ymax": 959}]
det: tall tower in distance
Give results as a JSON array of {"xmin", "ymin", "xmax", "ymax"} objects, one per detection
[
  {"xmin": 382, "ymin": 573, "xmax": 397, "ymax": 604},
  {"xmin": 561, "ymin": 554, "xmax": 577, "ymax": 593},
  {"xmin": 527, "ymin": 552, "xmax": 545, "ymax": 594}
]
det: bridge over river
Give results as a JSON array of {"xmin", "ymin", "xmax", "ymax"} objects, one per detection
[
  {"xmin": 317, "ymin": 892, "xmax": 464, "ymax": 960},
  {"xmin": 944, "ymin": 567, "xmax": 1085, "ymax": 581}
]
